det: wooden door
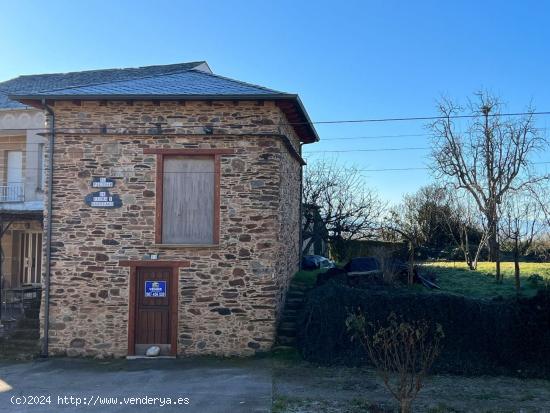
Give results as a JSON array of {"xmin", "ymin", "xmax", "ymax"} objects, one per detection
[{"xmin": 135, "ymin": 267, "xmax": 172, "ymax": 353}]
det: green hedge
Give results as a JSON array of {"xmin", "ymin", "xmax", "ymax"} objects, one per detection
[{"xmin": 297, "ymin": 282, "xmax": 550, "ymax": 377}]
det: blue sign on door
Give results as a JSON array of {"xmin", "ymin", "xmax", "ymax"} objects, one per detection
[{"xmin": 145, "ymin": 280, "xmax": 167, "ymax": 297}]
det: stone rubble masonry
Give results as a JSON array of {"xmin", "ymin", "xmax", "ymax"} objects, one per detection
[{"xmin": 40, "ymin": 100, "xmax": 303, "ymax": 357}]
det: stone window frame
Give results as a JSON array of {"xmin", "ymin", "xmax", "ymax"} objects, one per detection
[{"xmin": 143, "ymin": 148, "xmax": 235, "ymax": 246}]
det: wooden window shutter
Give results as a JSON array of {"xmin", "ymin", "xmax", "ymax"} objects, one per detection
[{"xmin": 162, "ymin": 156, "xmax": 215, "ymax": 244}]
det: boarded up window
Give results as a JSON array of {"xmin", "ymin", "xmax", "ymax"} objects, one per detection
[{"xmin": 162, "ymin": 156, "xmax": 215, "ymax": 244}]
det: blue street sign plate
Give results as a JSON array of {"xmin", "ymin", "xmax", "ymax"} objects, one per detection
[{"xmin": 145, "ymin": 280, "xmax": 167, "ymax": 298}]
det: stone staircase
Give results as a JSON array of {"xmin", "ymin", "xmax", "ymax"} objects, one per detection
[
  {"xmin": 0, "ymin": 299, "xmax": 41, "ymax": 360},
  {"xmin": 275, "ymin": 280, "xmax": 310, "ymax": 348}
]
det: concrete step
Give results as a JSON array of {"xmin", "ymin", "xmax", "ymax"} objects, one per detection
[
  {"xmin": 277, "ymin": 327, "xmax": 296, "ymax": 337},
  {"xmin": 0, "ymin": 347, "xmax": 40, "ymax": 360},
  {"xmin": 0, "ymin": 347, "xmax": 39, "ymax": 360},
  {"xmin": 286, "ymin": 292, "xmax": 305, "ymax": 300},
  {"xmin": 285, "ymin": 298, "xmax": 304, "ymax": 309},
  {"xmin": 0, "ymin": 352, "xmax": 38, "ymax": 361},
  {"xmin": 290, "ymin": 281, "xmax": 309, "ymax": 288},
  {"xmin": 278, "ymin": 322, "xmax": 296, "ymax": 331},
  {"xmin": 26, "ymin": 301, "xmax": 41, "ymax": 310},
  {"xmin": 24, "ymin": 309, "xmax": 40, "ymax": 319},
  {"xmin": 271, "ymin": 345, "xmax": 295, "ymax": 352},
  {"xmin": 283, "ymin": 305, "xmax": 304, "ymax": 313},
  {"xmin": 276, "ymin": 336, "xmax": 296, "ymax": 345},
  {"xmin": 282, "ymin": 308, "xmax": 297, "ymax": 316},
  {"xmin": 0, "ymin": 337, "xmax": 40, "ymax": 348},
  {"xmin": 18, "ymin": 318, "xmax": 40, "ymax": 329},
  {"xmin": 11, "ymin": 328, "xmax": 40, "ymax": 340},
  {"xmin": 281, "ymin": 315, "xmax": 297, "ymax": 324}
]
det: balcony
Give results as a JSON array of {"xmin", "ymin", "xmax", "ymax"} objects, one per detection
[{"xmin": 0, "ymin": 183, "xmax": 24, "ymax": 203}]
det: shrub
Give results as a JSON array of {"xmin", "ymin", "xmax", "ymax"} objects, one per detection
[
  {"xmin": 371, "ymin": 247, "xmax": 401, "ymax": 285},
  {"xmin": 297, "ymin": 282, "xmax": 550, "ymax": 377},
  {"xmin": 347, "ymin": 312, "xmax": 443, "ymax": 413},
  {"xmin": 527, "ymin": 273, "xmax": 543, "ymax": 287}
]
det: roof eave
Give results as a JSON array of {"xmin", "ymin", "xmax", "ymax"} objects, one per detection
[
  {"xmin": 9, "ymin": 93, "xmax": 295, "ymax": 101},
  {"xmin": 9, "ymin": 93, "xmax": 319, "ymax": 144},
  {"xmin": 294, "ymin": 95, "xmax": 320, "ymax": 143}
]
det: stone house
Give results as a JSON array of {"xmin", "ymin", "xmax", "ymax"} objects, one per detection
[{"xmin": 10, "ymin": 61, "xmax": 318, "ymax": 357}]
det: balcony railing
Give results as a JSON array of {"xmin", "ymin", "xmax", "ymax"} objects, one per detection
[{"xmin": 0, "ymin": 183, "xmax": 24, "ymax": 203}]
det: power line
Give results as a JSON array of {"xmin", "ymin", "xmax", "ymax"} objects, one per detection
[
  {"xmin": 306, "ymin": 111, "xmax": 550, "ymax": 125},
  {"xmin": 304, "ymin": 147, "xmax": 430, "ymax": 154},
  {"xmin": 357, "ymin": 167, "xmax": 429, "ymax": 172},
  {"xmin": 322, "ymin": 133, "xmax": 426, "ymax": 141},
  {"xmin": 13, "ymin": 161, "xmax": 550, "ymax": 174},
  {"xmin": 1, "ymin": 110, "xmax": 550, "ymax": 132},
  {"xmin": 0, "ymin": 146, "xmax": 433, "ymax": 154}
]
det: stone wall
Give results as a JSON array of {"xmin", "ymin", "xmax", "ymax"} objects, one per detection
[
  {"xmin": 274, "ymin": 144, "xmax": 301, "ymax": 318},
  {"xmin": 41, "ymin": 100, "xmax": 304, "ymax": 357}
]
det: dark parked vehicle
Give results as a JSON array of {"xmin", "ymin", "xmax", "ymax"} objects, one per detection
[
  {"xmin": 316, "ymin": 256, "xmax": 437, "ymax": 289},
  {"xmin": 301, "ymin": 255, "xmax": 335, "ymax": 270},
  {"xmin": 344, "ymin": 257, "xmax": 379, "ymax": 272}
]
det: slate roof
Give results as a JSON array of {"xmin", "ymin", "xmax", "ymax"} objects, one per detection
[
  {"xmin": 0, "ymin": 61, "xmax": 207, "ymax": 109},
  {"xmin": 16, "ymin": 70, "xmax": 288, "ymax": 99},
  {"xmin": 0, "ymin": 90, "xmax": 22, "ymax": 109},
  {"xmin": 4, "ymin": 61, "xmax": 318, "ymax": 143}
]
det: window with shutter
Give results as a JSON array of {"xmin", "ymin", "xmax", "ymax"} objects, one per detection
[{"xmin": 162, "ymin": 156, "xmax": 215, "ymax": 244}]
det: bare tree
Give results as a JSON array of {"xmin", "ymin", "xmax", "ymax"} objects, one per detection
[
  {"xmin": 302, "ymin": 159, "xmax": 384, "ymax": 260},
  {"xmin": 441, "ymin": 189, "xmax": 489, "ymax": 270},
  {"xmin": 385, "ymin": 190, "xmax": 434, "ymax": 284},
  {"xmin": 500, "ymin": 191, "xmax": 545, "ymax": 291},
  {"xmin": 529, "ymin": 181, "xmax": 550, "ymax": 228},
  {"xmin": 430, "ymin": 92, "xmax": 548, "ymax": 282}
]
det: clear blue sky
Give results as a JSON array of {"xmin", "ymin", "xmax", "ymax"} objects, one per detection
[{"xmin": 1, "ymin": 0, "xmax": 549, "ymax": 203}]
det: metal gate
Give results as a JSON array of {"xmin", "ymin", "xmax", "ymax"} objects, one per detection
[{"xmin": 19, "ymin": 232, "xmax": 42, "ymax": 285}]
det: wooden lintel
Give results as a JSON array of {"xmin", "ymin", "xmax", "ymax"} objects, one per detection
[
  {"xmin": 143, "ymin": 148, "xmax": 236, "ymax": 155},
  {"xmin": 119, "ymin": 260, "xmax": 190, "ymax": 268}
]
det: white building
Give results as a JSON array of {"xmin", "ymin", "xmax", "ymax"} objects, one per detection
[{"xmin": 0, "ymin": 94, "xmax": 46, "ymax": 289}]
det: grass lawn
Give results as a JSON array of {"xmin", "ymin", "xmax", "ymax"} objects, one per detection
[
  {"xmin": 293, "ymin": 268, "xmax": 326, "ymax": 287},
  {"xmin": 426, "ymin": 261, "xmax": 550, "ymax": 298},
  {"xmin": 294, "ymin": 261, "xmax": 550, "ymax": 298}
]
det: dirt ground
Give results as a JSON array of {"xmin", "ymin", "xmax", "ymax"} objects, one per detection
[{"xmin": 272, "ymin": 359, "xmax": 550, "ymax": 413}]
